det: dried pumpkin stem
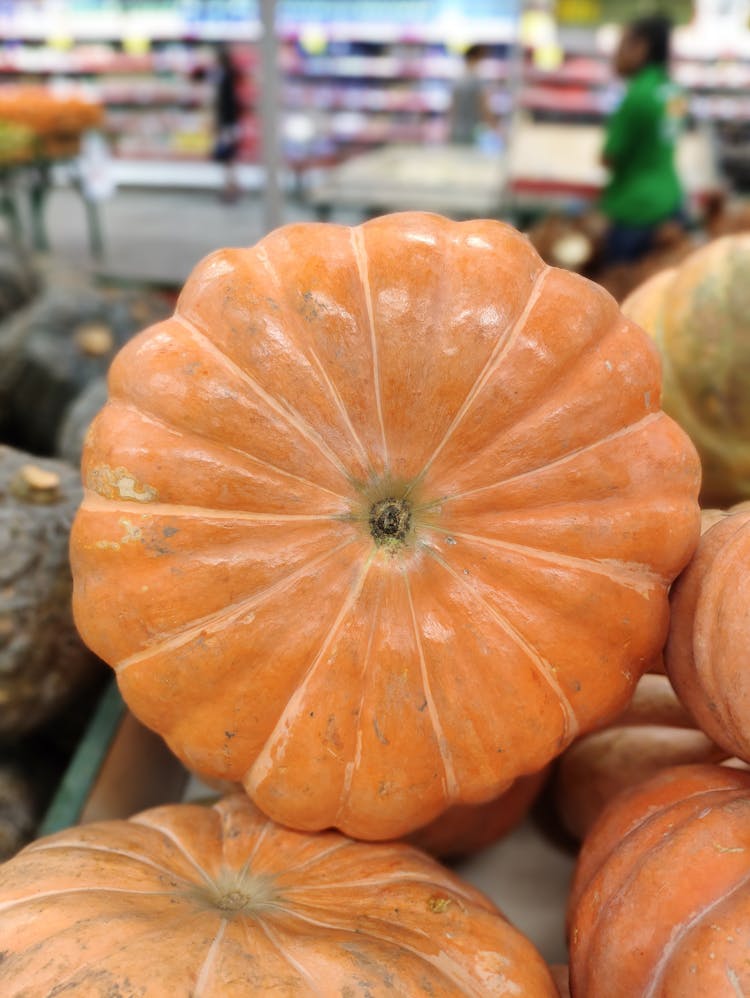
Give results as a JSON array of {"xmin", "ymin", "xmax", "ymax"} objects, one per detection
[{"xmin": 369, "ymin": 497, "xmax": 411, "ymax": 547}]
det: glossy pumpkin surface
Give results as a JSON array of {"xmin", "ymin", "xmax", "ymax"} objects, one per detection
[
  {"xmin": 568, "ymin": 764, "xmax": 750, "ymax": 997},
  {"xmin": 622, "ymin": 235, "xmax": 750, "ymax": 506},
  {"xmin": 71, "ymin": 212, "xmax": 701, "ymax": 839},
  {"xmin": 0, "ymin": 794, "xmax": 558, "ymax": 997},
  {"xmin": 667, "ymin": 506, "xmax": 750, "ymax": 763}
]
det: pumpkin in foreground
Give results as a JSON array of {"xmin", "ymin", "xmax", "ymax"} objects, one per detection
[
  {"xmin": 71, "ymin": 211, "xmax": 701, "ymax": 839},
  {"xmin": 568, "ymin": 764, "xmax": 750, "ymax": 997},
  {"xmin": 0, "ymin": 794, "xmax": 558, "ymax": 997},
  {"xmin": 667, "ymin": 504, "xmax": 750, "ymax": 764},
  {"xmin": 622, "ymin": 234, "xmax": 750, "ymax": 506}
]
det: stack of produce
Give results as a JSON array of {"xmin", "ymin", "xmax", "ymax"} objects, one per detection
[
  {"xmin": 1, "ymin": 213, "xmax": 750, "ymax": 995},
  {"xmin": 0, "ymin": 85, "xmax": 103, "ymax": 159}
]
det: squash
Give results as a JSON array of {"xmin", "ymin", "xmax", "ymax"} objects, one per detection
[
  {"xmin": 0, "ymin": 282, "xmax": 171, "ymax": 455},
  {"xmin": 667, "ymin": 504, "xmax": 750, "ymax": 763},
  {"xmin": 0, "ymin": 445, "xmax": 103, "ymax": 738},
  {"xmin": 71, "ymin": 211, "xmax": 701, "ymax": 839},
  {"xmin": 409, "ymin": 768, "xmax": 548, "ymax": 859},
  {"xmin": 568, "ymin": 763, "xmax": 750, "ymax": 997},
  {"xmin": 554, "ymin": 672, "xmax": 732, "ymax": 840},
  {"xmin": 0, "ymin": 794, "xmax": 558, "ymax": 996},
  {"xmin": 622, "ymin": 235, "xmax": 750, "ymax": 505}
]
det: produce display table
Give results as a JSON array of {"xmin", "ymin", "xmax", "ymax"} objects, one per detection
[
  {"xmin": 0, "ymin": 154, "xmax": 104, "ymax": 257},
  {"xmin": 306, "ymin": 122, "xmax": 721, "ymax": 219}
]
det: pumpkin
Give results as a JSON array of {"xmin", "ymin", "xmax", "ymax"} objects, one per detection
[
  {"xmin": 0, "ymin": 445, "xmax": 103, "ymax": 738},
  {"xmin": 0, "ymin": 794, "xmax": 558, "ymax": 996},
  {"xmin": 549, "ymin": 964, "xmax": 571, "ymax": 998},
  {"xmin": 0, "ymin": 282, "xmax": 171, "ymax": 456},
  {"xmin": 554, "ymin": 672, "xmax": 732, "ymax": 840},
  {"xmin": 622, "ymin": 235, "xmax": 750, "ymax": 505},
  {"xmin": 568, "ymin": 763, "xmax": 750, "ymax": 996},
  {"xmin": 667, "ymin": 504, "xmax": 750, "ymax": 764},
  {"xmin": 409, "ymin": 767, "xmax": 548, "ymax": 859},
  {"xmin": 71, "ymin": 211, "xmax": 701, "ymax": 840}
]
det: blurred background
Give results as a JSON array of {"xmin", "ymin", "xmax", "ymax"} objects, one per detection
[{"xmin": 0, "ymin": 0, "xmax": 744, "ymax": 288}]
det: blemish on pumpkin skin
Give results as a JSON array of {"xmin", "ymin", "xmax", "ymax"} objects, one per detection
[
  {"xmin": 87, "ymin": 465, "xmax": 158, "ymax": 504},
  {"xmin": 373, "ymin": 718, "xmax": 389, "ymax": 745},
  {"xmin": 427, "ymin": 896, "xmax": 453, "ymax": 913}
]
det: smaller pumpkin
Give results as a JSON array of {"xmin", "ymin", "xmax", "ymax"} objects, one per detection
[
  {"xmin": 622, "ymin": 235, "xmax": 750, "ymax": 506},
  {"xmin": 0, "ymin": 281, "xmax": 170, "ymax": 455},
  {"xmin": 568, "ymin": 764, "xmax": 750, "ymax": 997},
  {"xmin": 0, "ymin": 794, "xmax": 558, "ymax": 997},
  {"xmin": 554, "ymin": 672, "xmax": 732, "ymax": 840},
  {"xmin": 408, "ymin": 768, "xmax": 548, "ymax": 859},
  {"xmin": 667, "ymin": 503, "xmax": 750, "ymax": 763}
]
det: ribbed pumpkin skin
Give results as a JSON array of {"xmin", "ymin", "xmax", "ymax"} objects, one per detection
[
  {"xmin": 622, "ymin": 235, "xmax": 750, "ymax": 506},
  {"xmin": 0, "ymin": 795, "xmax": 558, "ymax": 997},
  {"xmin": 667, "ymin": 507, "xmax": 750, "ymax": 763},
  {"xmin": 70, "ymin": 212, "xmax": 701, "ymax": 839},
  {"xmin": 554, "ymin": 673, "xmax": 731, "ymax": 840},
  {"xmin": 568, "ymin": 764, "xmax": 750, "ymax": 997}
]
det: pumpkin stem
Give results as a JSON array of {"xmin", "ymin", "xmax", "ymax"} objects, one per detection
[{"xmin": 369, "ymin": 497, "xmax": 411, "ymax": 547}]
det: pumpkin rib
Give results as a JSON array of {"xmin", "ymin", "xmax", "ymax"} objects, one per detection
[
  {"xmin": 423, "ymin": 542, "xmax": 578, "ymax": 744},
  {"xmin": 642, "ymin": 867, "xmax": 750, "ymax": 998},
  {"xmin": 24, "ymin": 842, "xmax": 197, "ymax": 889},
  {"xmin": 255, "ymin": 240, "xmax": 375, "ymax": 480},
  {"xmin": 430, "ymin": 526, "xmax": 662, "ymax": 593},
  {"xmin": 81, "ymin": 494, "xmax": 346, "ymax": 524},
  {"xmin": 109, "ymin": 397, "xmax": 353, "ymax": 504},
  {"xmin": 0, "ymin": 885, "xmax": 180, "ymax": 916},
  {"xmin": 350, "ymin": 226, "xmax": 390, "ymax": 469},
  {"xmin": 173, "ymin": 312, "xmax": 354, "ymax": 486},
  {"xmin": 431, "ymin": 409, "xmax": 663, "ymax": 509},
  {"xmin": 248, "ymin": 551, "xmax": 376, "ymax": 793},
  {"xmin": 402, "ymin": 564, "xmax": 459, "ymax": 801},
  {"xmin": 193, "ymin": 919, "xmax": 228, "ymax": 998},
  {"xmin": 264, "ymin": 901, "xmax": 485, "ymax": 997},
  {"xmin": 407, "ymin": 263, "xmax": 550, "ymax": 497},
  {"xmin": 335, "ymin": 585, "xmax": 382, "ymax": 826},
  {"xmin": 25, "ymin": 911, "xmax": 210, "ymax": 998},
  {"xmin": 132, "ymin": 817, "xmax": 218, "ymax": 889},
  {"xmin": 255, "ymin": 918, "xmax": 324, "ymax": 996},
  {"xmin": 115, "ymin": 535, "xmax": 361, "ymax": 674}
]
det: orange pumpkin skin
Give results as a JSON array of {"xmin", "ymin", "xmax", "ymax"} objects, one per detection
[
  {"xmin": 0, "ymin": 795, "xmax": 558, "ymax": 997},
  {"xmin": 554, "ymin": 673, "xmax": 730, "ymax": 840},
  {"xmin": 667, "ymin": 507, "xmax": 750, "ymax": 764},
  {"xmin": 568, "ymin": 764, "xmax": 750, "ymax": 997},
  {"xmin": 408, "ymin": 768, "xmax": 547, "ymax": 859},
  {"xmin": 622, "ymin": 236, "xmax": 750, "ymax": 506},
  {"xmin": 70, "ymin": 212, "xmax": 701, "ymax": 839}
]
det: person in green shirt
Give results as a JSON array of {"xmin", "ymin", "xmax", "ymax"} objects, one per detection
[{"xmin": 601, "ymin": 15, "xmax": 687, "ymax": 264}]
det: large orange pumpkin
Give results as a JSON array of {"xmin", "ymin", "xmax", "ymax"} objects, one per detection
[
  {"xmin": 70, "ymin": 212, "xmax": 701, "ymax": 839},
  {"xmin": 0, "ymin": 794, "xmax": 558, "ymax": 996},
  {"xmin": 622, "ymin": 235, "xmax": 750, "ymax": 506},
  {"xmin": 568, "ymin": 764, "xmax": 750, "ymax": 996},
  {"xmin": 667, "ymin": 504, "xmax": 750, "ymax": 764}
]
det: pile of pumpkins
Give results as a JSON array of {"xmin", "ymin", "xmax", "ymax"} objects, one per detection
[
  {"xmin": 1, "ymin": 213, "xmax": 749, "ymax": 996},
  {"xmin": 0, "ymin": 250, "xmax": 173, "ymax": 858}
]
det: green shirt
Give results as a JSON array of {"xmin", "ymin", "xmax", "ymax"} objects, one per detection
[{"xmin": 601, "ymin": 65, "xmax": 685, "ymax": 226}]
